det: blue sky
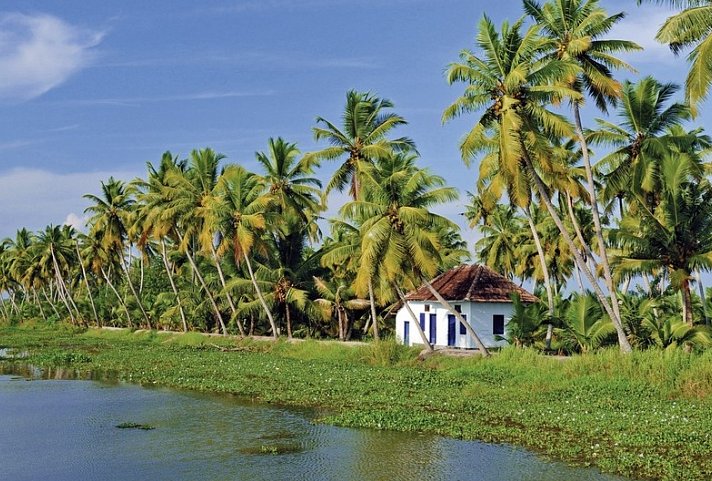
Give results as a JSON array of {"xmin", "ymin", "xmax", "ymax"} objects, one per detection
[{"xmin": 0, "ymin": 0, "xmax": 705, "ymax": 246}]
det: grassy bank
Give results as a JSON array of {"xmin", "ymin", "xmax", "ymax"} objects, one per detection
[{"xmin": 1, "ymin": 325, "xmax": 711, "ymax": 480}]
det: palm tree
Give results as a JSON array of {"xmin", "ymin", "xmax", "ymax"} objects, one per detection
[
  {"xmin": 474, "ymin": 204, "xmax": 524, "ymax": 280},
  {"xmin": 135, "ymin": 152, "xmax": 190, "ymax": 332},
  {"xmin": 160, "ymin": 149, "xmax": 230, "ymax": 334},
  {"xmin": 84, "ymin": 177, "xmax": 151, "ymax": 328},
  {"xmin": 525, "ymin": 0, "xmax": 641, "ymax": 338},
  {"xmin": 591, "ymin": 77, "xmax": 693, "ymax": 212},
  {"xmin": 257, "ymin": 137, "xmax": 324, "ymax": 338},
  {"xmin": 305, "ymin": 90, "xmax": 416, "ymax": 199},
  {"xmin": 205, "ymin": 165, "xmax": 278, "ymax": 337},
  {"xmin": 609, "ymin": 153, "xmax": 712, "ymax": 325},
  {"xmin": 560, "ymin": 292, "xmax": 615, "ymax": 352},
  {"xmin": 342, "ymin": 153, "xmax": 490, "ymax": 353},
  {"xmin": 34, "ymin": 225, "xmax": 81, "ymax": 324},
  {"xmin": 638, "ymin": 0, "xmax": 712, "ymax": 115},
  {"xmin": 444, "ymin": 15, "xmax": 633, "ymax": 352}
]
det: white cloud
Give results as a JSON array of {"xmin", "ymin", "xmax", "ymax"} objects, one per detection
[
  {"xmin": 66, "ymin": 90, "xmax": 274, "ymax": 107},
  {"xmin": 0, "ymin": 13, "xmax": 103, "ymax": 101},
  {"xmin": 0, "ymin": 168, "xmax": 139, "ymax": 239},
  {"xmin": 63, "ymin": 212, "xmax": 88, "ymax": 232},
  {"xmin": 608, "ymin": 7, "xmax": 678, "ymax": 65}
]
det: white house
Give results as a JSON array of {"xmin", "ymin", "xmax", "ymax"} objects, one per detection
[{"xmin": 395, "ymin": 264, "xmax": 537, "ymax": 349}]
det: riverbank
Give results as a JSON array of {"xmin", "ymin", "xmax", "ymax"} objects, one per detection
[{"xmin": 1, "ymin": 325, "xmax": 711, "ymax": 481}]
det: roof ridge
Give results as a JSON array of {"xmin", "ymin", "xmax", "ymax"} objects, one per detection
[{"xmin": 465, "ymin": 264, "xmax": 483, "ymax": 301}]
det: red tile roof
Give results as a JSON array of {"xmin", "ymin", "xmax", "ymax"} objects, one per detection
[{"xmin": 405, "ymin": 264, "xmax": 538, "ymax": 303}]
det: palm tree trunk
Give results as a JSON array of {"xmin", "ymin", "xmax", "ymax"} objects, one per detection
[
  {"xmin": 139, "ymin": 254, "xmax": 145, "ymax": 295},
  {"xmin": 422, "ymin": 278, "xmax": 490, "ymax": 356},
  {"xmin": 574, "ymin": 265, "xmax": 585, "ymax": 293},
  {"xmin": 337, "ymin": 307, "xmax": 345, "ymax": 341},
  {"xmin": 367, "ymin": 278, "xmax": 380, "ymax": 341},
  {"xmin": 160, "ymin": 239, "xmax": 188, "ymax": 332},
  {"xmin": 573, "ymin": 105, "xmax": 627, "ymax": 344},
  {"xmin": 75, "ymin": 241, "xmax": 99, "ymax": 326},
  {"xmin": 41, "ymin": 287, "xmax": 62, "ymax": 320},
  {"xmin": 209, "ymin": 244, "xmax": 245, "ymax": 336},
  {"xmin": 32, "ymin": 287, "xmax": 46, "ymax": 320},
  {"xmin": 523, "ymin": 206, "xmax": 555, "ymax": 350},
  {"xmin": 395, "ymin": 284, "xmax": 432, "ymax": 351},
  {"xmin": 0, "ymin": 294, "xmax": 10, "ymax": 321},
  {"xmin": 682, "ymin": 278, "xmax": 694, "ymax": 326},
  {"xmin": 120, "ymin": 255, "xmax": 151, "ymax": 329},
  {"xmin": 50, "ymin": 245, "xmax": 79, "ymax": 323},
  {"xmin": 520, "ymin": 140, "xmax": 632, "ymax": 353},
  {"xmin": 285, "ymin": 303, "xmax": 292, "ymax": 339},
  {"xmin": 243, "ymin": 252, "xmax": 278, "ymax": 338},
  {"xmin": 177, "ymin": 232, "xmax": 227, "ymax": 335},
  {"xmin": 566, "ymin": 194, "xmax": 597, "ymax": 261},
  {"xmin": 101, "ymin": 267, "xmax": 132, "ymax": 328}
]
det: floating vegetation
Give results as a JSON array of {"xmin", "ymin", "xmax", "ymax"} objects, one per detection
[
  {"xmin": 116, "ymin": 422, "xmax": 156, "ymax": 430},
  {"xmin": 239, "ymin": 443, "xmax": 303, "ymax": 456}
]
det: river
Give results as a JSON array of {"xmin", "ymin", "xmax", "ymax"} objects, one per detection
[{"xmin": 0, "ymin": 368, "xmax": 629, "ymax": 481}]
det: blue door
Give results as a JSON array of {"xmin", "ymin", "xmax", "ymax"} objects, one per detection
[
  {"xmin": 447, "ymin": 315, "xmax": 456, "ymax": 346},
  {"xmin": 429, "ymin": 313, "xmax": 437, "ymax": 344},
  {"xmin": 404, "ymin": 321, "xmax": 410, "ymax": 345}
]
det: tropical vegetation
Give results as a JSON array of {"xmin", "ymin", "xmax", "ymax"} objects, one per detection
[{"xmin": 2, "ymin": 0, "xmax": 712, "ymax": 354}]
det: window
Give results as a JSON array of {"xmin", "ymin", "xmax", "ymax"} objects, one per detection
[
  {"xmin": 459, "ymin": 314, "xmax": 467, "ymax": 335},
  {"xmin": 424, "ymin": 304, "xmax": 430, "ymax": 312},
  {"xmin": 493, "ymin": 315, "xmax": 505, "ymax": 335},
  {"xmin": 454, "ymin": 304, "xmax": 462, "ymax": 313}
]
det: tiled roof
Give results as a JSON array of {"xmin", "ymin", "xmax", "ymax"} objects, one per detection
[{"xmin": 405, "ymin": 264, "xmax": 538, "ymax": 303}]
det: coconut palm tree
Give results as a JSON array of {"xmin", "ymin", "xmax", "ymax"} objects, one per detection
[
  {"xmin": 305, "ymin": 90, "xmax": 416, "ymax": 199},
  {"xmin": 84, "ymin": 177, "xmax": 151, "ymax": 328},
  {"xmin": 160, "ymin": 149, "xmax": 230, "ymax": 334},
  {"xmin": 591, "ymin": 77, "xmax": 693, "ymax": 213},
  {"xmin": 474, "ymin": 204, "xmax": 524, "ymax": 280},
  {"xmin": 638, "ymin": 0, "xmax": 712, "ymax": 115},
  {"xmin": 560, "ymin": 292, "xmax": 615, "ymax": 352},
  {"xmin": 609, "ymin": 153, "xmax": 712, "ymax": 325},
  {"xmin": 135, "ymin": 152, "xmax": 190, "ymax": 332},
  {"xmin": 205, "ymin": 165, "xmax": 278, "ymax": 337},
  {"xmin": 444, "ymin": 15, "xmax": 633, "ymax": 352}
]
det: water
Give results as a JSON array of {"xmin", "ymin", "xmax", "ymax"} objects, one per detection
[{"xmin": 0, "ymin": 370, "xmax": 628, "ymax": 481}]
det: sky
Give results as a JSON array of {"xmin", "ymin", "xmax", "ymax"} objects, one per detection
[{"xmin": 0, "ymin": 0, "xmax": 706, "ymax": 249}]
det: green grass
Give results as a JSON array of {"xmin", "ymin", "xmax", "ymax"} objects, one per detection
[{"xmin": 1, "ymin": 325, "xmax": 711, "ymax": 480}]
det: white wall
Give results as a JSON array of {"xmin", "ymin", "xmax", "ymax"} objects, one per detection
[{"xmin": 395, "ymin": 300, "xmax": 513, "ymax": 349}]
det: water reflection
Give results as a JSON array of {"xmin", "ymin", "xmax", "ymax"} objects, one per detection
[{"xmin": 0, "ymin": 366, "xmax": 630, "ymax": 481}]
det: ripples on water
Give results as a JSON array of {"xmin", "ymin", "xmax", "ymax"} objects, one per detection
[{"xmin": 0, "ymin": 366, "xmax": 628, "ymax": 481}]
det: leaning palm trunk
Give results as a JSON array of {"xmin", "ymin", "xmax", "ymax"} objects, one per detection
[
  {"xmin": 209, "ymin": 244, "xmax": 245, "ymax": 336},
  {"xmin": 101, "ymin": 267, "xmax": 132, "ymax": 327},
  {"xmin": 75, "ymin": 241, "xmax": 99, "ymax": 326},
  {"xmin": 367, "ymin": 278, "xmax": 380, "ymax": 341},
  {"xmin": 8, "ymin": 291, "xmax": 19, "ymax": 315},
  {"xmin": 50, "ymin": 246, "xmax": 80, "ymax": 323},
  {"xmin": 394, "ymin": 285, "xmax": 432, "ymax": 352},
  {"xmin": 572, "ymin": 105, "xmax": 626, "ymax": 340},
  {"xmin": 120, "ymin": 255, "xmax": 151, "ymax": 329},
  {"xmin": 0, "ymin": 294, "xmax": 8, "ymax": 321},
  {"xmin": 243, "ymin": 253, "xmax": 278, "ymax": 338},
  {"xmin": 41, "ymin": 287, "xmax": 62, "ymax": 320},
  {"xmin": 423, "ymin": 279, "xmax": 490, "ymax": 356},
  {"xmin": 177, "ymin": 231, "xmax": 227, "ymax": 335},
  {"xmin": 524, "ymin": 206, "xmax": 555, "ymax": 350},
  {"xmin": 32, "ymin": 287, "xmax": 47, "ymax": 320},
  {"xmin": 520, "ymin": 141, "xmax": 632, "ymax": 353},
  {"xmin": 160, "ymin": 239, "xmax": 188, "ymax": 332}
]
